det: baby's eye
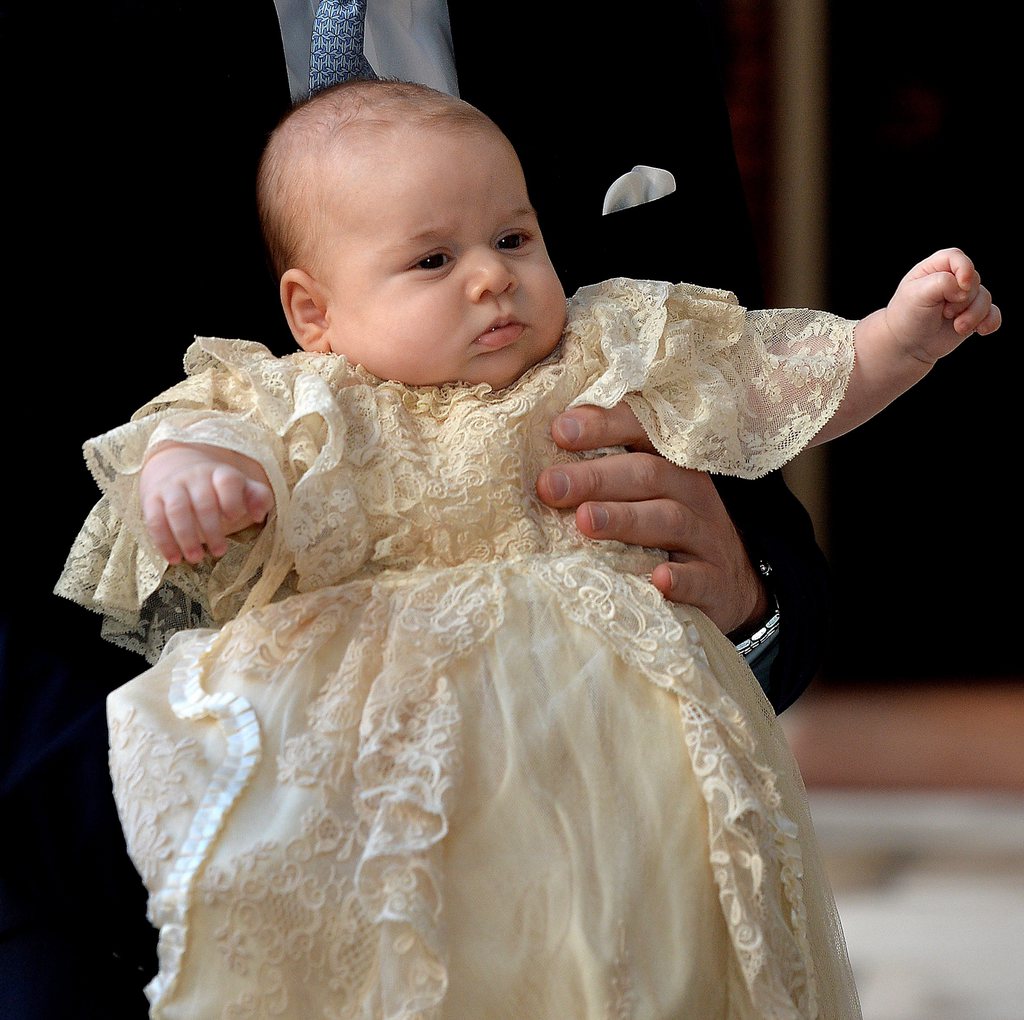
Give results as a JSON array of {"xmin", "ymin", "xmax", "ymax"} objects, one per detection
[
  {"xmin": 416, "ymin": 253, "xmax": 450, "ymax": 270},
  {"xmin": 496, "ymin": 232, "xmax": 527, "ymax": 251}
]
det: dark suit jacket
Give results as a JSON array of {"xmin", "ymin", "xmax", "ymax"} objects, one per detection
[{"xmin": 1, "ymin": 2, "xmax": 829, "ymax": 1015}]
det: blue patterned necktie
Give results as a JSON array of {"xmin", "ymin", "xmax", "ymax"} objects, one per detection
[{"xmin": 309, "ymin": 0, "xmax": 377, "ymax": 94}]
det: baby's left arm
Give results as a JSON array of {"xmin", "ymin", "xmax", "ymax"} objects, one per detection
[{"xmin": 811, "ymin": 247, "xmax": 1001, "ymax": 446}]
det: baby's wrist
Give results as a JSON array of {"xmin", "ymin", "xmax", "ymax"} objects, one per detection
[
  {"xmin": 878, "ymin": 307, "xmax": 939, "ymax": 373},
  {"xmin": 143, "ymin": 439, "xmax": 192, "ymax": 467}
]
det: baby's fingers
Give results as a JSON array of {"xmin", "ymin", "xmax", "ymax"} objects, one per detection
[
  {"xmin": 176, "ymin": 482, "xmax": 225, "ymax": 563},
  {"xmin": 942, "ymin": 247, "xmax": 980, "ymax": 292},
  {"xmin": 143, "ymin": 485, "xmax": 206, "ymax": 564},
  {"xmin": 188, "ymin": 474, "xmax": 244, "ymax": 559},
  {"xmin": 209, "ymin": 466, "xmax": 251, "ymax": 533},
  {"xmin": 141, "ymin": 497, "xmax": 186, "ymax": 565},
  {"xmin": 210, "ymin": 467, "xmax": 273, "ymax": 533},
  {"xmin": 904, "ymin": 246, "xmax": 970, "ymax": 283},
  {"xmin": 905, "ymin": 268, "xmax": 965, "ymax": 311},
  {"xmin": 954, "ymin": 290, "xmax": 1002, "ymax": 337},
  {"xmin": 977, "ymin": 301, "xmax": 1002, "ymax": 335},
  {"xmin": 243, "ymin": 480, "xmax": 275, "ymax": 523},
  {"xmin": 937, "ymin": 251, "xmax": 995, "ymax": 324}
]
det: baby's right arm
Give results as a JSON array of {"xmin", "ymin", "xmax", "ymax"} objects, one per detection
[{"xmin": 140, "ymin": 443, "xmax": 275, "ymax": 565}]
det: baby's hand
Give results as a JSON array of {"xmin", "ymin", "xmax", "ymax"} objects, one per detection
[
  {"xmin": 885, "ymin": 247, "xmax": 1001, "ymax": 364},
  {"xmin": 139, "ymin": 443, "xmax": 274, "ymax": 565}
]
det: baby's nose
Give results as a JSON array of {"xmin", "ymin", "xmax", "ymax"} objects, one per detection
[{"xmin": 466, "ymin": 250, "xmax": 517, "ymax": 301}]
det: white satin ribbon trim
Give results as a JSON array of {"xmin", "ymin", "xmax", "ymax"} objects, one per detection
[{"xmin": 144, "ymin": 632, "xmax": 263, "ymax": 1014}]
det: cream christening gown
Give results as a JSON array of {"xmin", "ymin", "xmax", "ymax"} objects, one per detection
[{"xmin": 57, "ymin": 279, "xmax": 863, "ymax": 1020}]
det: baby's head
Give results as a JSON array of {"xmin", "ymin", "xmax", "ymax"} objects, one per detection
[{"xmin": 257, "ymin": 79, "xmax": 566, "ymax": 388}]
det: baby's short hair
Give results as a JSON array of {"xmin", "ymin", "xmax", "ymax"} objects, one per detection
[{"xmin": 257, "ymin": 79, "xmax": 504, "ymax": 279}]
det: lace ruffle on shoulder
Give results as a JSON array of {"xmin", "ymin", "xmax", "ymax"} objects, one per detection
[
  {"xmin": 53, "ymin": 338, "xmax": 346, "ymax": 661},
  {"xmin": 566, "ymin": 278, "xmax": 856, "ymax": 478}
]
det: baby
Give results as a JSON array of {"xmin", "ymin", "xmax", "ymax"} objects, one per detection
[
  {"xmin": 141, "ymin": 82, "xmax": 997, "ymax": 568},
  {"xmin": 58, "ymin": 79, "xmax": 998, "ymax": 1020}
]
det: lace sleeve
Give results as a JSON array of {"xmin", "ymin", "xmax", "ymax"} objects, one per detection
[
  {"xmin": 53, "ymin": 338, "xmax": 357, "ymax": 663},
  {"xmin": 567, "ymin": 279, "xmax": 856, "ymax": 478}
]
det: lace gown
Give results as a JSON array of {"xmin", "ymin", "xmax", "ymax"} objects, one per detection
[{"xmin": 57, "ymin": 279, "xmax": 862, "ymax": 1019}]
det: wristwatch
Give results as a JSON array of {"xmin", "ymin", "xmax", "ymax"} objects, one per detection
[{"xmin": 732, "ymin": 559, "xmax": 781, "ymax": 657}]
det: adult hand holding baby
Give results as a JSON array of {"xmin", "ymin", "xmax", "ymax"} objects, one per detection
[{"xmin": 536, "ymin": 403, "xmax": 767, "ymax": 637}]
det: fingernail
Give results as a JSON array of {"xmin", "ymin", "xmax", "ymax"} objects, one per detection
[
  {"xmin": 547, "ymin": 470, "xmax": 570, "ymax": 500},
  {"xmin": 588, "ymin": 504, "xmax": 609, "ymax": 531},
  {"xmin": 554, "ymin": 415, "xmax": 581, "ymax": 444}
]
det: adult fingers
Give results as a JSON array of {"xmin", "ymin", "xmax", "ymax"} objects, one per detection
[
  {"xmin": 573, "ymin": 496, "xmax": 699, "ymax": 553},
  {"xmin": 536, "ymin": 450, "xmax": 706, "ymax": 511},
  {"xmin": 550, "ymin": 402, "xmax": 656, "ymax": 454},
  {"xmin": 651, "ymin": 557, "xmax": 765, "ymax": 635}
]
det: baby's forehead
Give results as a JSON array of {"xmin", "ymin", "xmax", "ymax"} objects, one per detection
[
  {"xmin": 312, "ymin": 118, "xmax": 510, "ymax": 197},
  {"xmin": 329, "ymin": 113, "xmax": 500, "ymax": 157}
]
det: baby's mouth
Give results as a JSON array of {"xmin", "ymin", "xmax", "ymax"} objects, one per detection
[{"xmin": 475, "ymin": 321, "xmax": 524, "ymax": 350}]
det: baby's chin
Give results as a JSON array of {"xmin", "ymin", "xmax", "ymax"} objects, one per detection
[
  {"xmin": 458, "ymin": 353, "xmax": 552, "ymax": 392},
  {"xmin": 465, "ymin": 334, "xmax": 564, "ymax": 391}
]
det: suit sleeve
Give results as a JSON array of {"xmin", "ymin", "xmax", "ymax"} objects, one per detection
[{"xmin": 715, "ymin": 471, "xmax": 832, "ymax": 711}]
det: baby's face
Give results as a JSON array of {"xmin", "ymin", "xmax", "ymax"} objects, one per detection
[{"xmin": 310, "ymin": 125, "xmax": 567, "ymax": 388}]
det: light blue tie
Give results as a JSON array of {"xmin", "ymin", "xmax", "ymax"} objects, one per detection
[{"xmin": 309, "ymin": 0, "xmax": 377, "ymax": 94}]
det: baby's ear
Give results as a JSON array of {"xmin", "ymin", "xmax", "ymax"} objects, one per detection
[{"xmin": 281, "ymin": 269, "xmax": 332, "ymax": 353}]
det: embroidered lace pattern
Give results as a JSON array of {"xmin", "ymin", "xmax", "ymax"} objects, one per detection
[
  {"xmin": 107, "ymin": 702, "xmax": 203, "ymax": 889},
  {"xmin": 58, "ymin": 279, "xmax": 860, "ymax": 1019},
  {"xmin": 529, "ymin": 557, "xmax": 817, "ymax": 1015}
]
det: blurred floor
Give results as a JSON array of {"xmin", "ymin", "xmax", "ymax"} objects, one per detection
[{"xmin": 782, "ymin": 683, "xmax": 1024, "ymax": 1020}]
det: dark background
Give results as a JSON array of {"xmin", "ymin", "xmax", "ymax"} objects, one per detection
[
  {"xmin": 825, "ymin": 4, "xmax": 1016, "ymax": 683},
  {"xmin": 2, "ymin": 7, "xmax": 294, "ymax": 1015},
  {"xmin": 719, "ymin": 1, "xmax": 1017, "ymax": 685}
]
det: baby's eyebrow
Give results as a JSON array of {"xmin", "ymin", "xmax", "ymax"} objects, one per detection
[
  {"xmin": 403, "ymin": 227, "xmax": 453, "ymax": 246},
  {"xmin": 501, "ymin": 205, "xmax": 539, "ymax": 222},
  {"xmin": 373, "ymin": 233, "xmax": 445, "ymax": 262},
  {"xmin": 400, "ymin": 206, "xmax": 540, "ymax": 248}
]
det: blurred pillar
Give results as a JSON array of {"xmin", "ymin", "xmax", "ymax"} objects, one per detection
[
  {"xmin": 724, "ymin": 0, "xmax": 831, "ymax": 555},
  {"xmin": 773, "ymin": 0, "xmax": 831, "ymax": 557}
]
